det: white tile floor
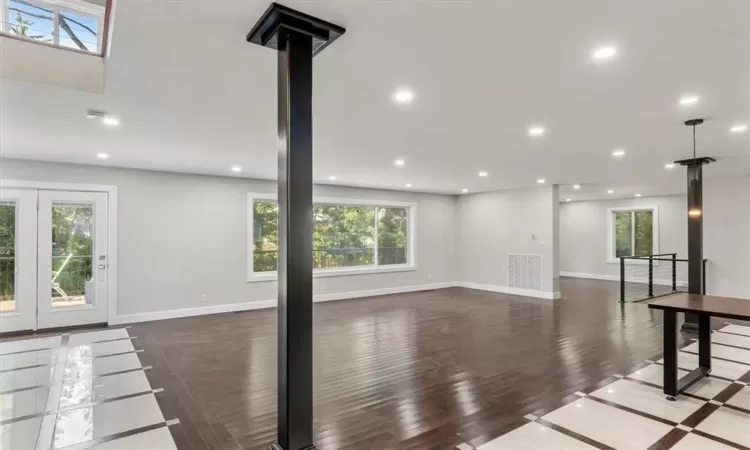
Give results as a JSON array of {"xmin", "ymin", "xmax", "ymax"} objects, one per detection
[
  {"xmin": 695, "ymin": 407, "xmax": 750, "ymax": 447},
  {"xmin": 477, "ymin": 422, "xmax": 596, "ymax": 450},
  {"xmin": 543, "ymin": 397, "xmax": 672, "ymax": 449},
  {"xmin": 0, "ymin": 328, "xmax": 178, "ymax": 450},
  {"xmin": 670, "ymin": 433, "xmax": 736, "ymax": 450},
  {"xmin": 466, "ymin": 324, "xmax": 750, "ymax": 450},
  {"xmin": 590, "ymin": 379, "xmax": 704, "ymax": 423}
]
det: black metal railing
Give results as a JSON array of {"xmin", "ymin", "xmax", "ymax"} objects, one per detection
[
  {"xmin": 619, "ymin": 253, "xmax": 707, "ymax": 303},
  {"xmin": 253, "ymin": 247, "xmax": 407, "ymax": 273}
]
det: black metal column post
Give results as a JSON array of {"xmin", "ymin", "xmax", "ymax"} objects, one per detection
[
  {"xmin": 275, "ymin": 29, "xmax": 314, "ymax": 450},
  {"xmin": 680, "ymin": 159, "xmax": 710, "ymax": 332},
  {"xmin": 672, "ymin": 253, "xmax": 677, "ymax": 291},
  {"xmin": 247, "ymin": 5, "xmax": 345, "ymax": 450},
  {"xmin": 619, "ymin": 257, "xmax": 625, "ymax": 303},
  {"xmin": 675, "ymin": 120, "xmax": 715, "ymax": 333},
  {"xmin": 648, "ymin": 256, "xmax": 654, "ymax": 297}
]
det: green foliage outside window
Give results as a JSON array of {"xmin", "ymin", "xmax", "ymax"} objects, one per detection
[
  {"xmin": 614, "ymin": 210, "xmax": 654, "ymax": 258},
  {"xmin": 51, "ymin": 205, "xmax": 94, "ymax": 297},
  {"xmin": 252, "ymin": 201, "xmax": 409, "ymax": 273},
  {"xmin": 0, "ymin": 203, "xmax": 16, "ymax": 301}
]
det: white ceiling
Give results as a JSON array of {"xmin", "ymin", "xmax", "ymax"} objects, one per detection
[{"xmin": 2, "ymin": 0, "xmax": 749, "ymax": 200}]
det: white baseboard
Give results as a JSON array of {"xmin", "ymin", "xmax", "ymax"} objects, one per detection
[
  {"xmin": 455, "ymin": 281, "xmax": 561, "ymax": 300},
  {"xmin": 110, "ymin": 299, "xmax": 277, "ymax": 325},
  {"xmin": 561, "ymin": 271, "xmax": 688, "ymax": 288},
  {"xmin": 111, "ymin": 282, "xmax": 457, "ymax": 325},
  {"xmin": 111, "ymin": 280, "xmax": 570, "ymax": 325},
  {"xmin": 313, "ymin": 282, "xmax": 456, "ymax": 303}
]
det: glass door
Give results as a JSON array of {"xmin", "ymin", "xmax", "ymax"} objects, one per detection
[
  {"xmin": 0, "ymin": 189, "xmax": 38, "ymax": 333},
  {"xmin": 37, "ymin": 190, "xmax": 108, "ymax": 329}
]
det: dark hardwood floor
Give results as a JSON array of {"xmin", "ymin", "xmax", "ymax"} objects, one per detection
[{"xmin": 124, "ymin": 278, "xmax": 702, "ymax": 450}]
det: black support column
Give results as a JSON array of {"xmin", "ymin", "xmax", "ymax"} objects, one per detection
[
  {"xmin": 247, "ymin": 5, "xmax": 344, "ymax": 450},
  {"xmin": 675, "ymin": 119, "xmax": 715, "ymax": 332}
]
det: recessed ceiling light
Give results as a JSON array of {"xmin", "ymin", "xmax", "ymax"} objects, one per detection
[
  {"xmin": 102, "ymin": 115, "xmax": 119, "ymax": 126},
  {"xmin": 231, "ymin": 165, "xmax": 242, "ymax": 173},
  {"xmin": 537, "ymin": 178, "xmax": 546, "ymax": 184},
  {"xmin": 573, "ymin": 184, "xmax": 582, "ymax": 190},
  {"xmin": 664, "ymin": 163, "xmax": 676, "ymax": 169},
  {"xmin": 635, "ymin": 193, "xmax": 642, "ymax": 197},
  {"xmin": 461, "ymin": 188, "xmax": 468, "ymax": 193},
  {"xmin": 478, "ymin": 171, "xmax": 488, "ymax": 177},
  {"xmin": 592, "ymin": 45, "xmax": 617, "ymax": 61},
  {"xmin": 394, "ymin": 159, "xmax": 405, "ymax": 167},
  {"xmin": 607, "ymin": 189, "xmax": 614, "ymax": 194},
  {"xmin": 392, "ymin": 88, "xmax": 415, "ymax": 104},
  {"xmin": 528, "ymin": 126, "xmax": 546, "ymax": 137},
  {"xmin": 566, "ymin": 198, "xmax": 572, "ymax": 202},
  {"xmin": 679, "ymin": 95, "xmax": 699, "ymax": 106},
  {"xmin": 405, "ymin": 183, "xmax": 412, "ymax": 188},
  {"xmin": 612, "ymin": 149, "xmax": 626, "ymax": 158},
  {"xmin": 730, "ymin": 124, "xmax": 747, "ymax": 133},
  {"xmin": 329, "ymin": 176, "xmax": 337, "ymax": 181},
  {"xmin": 96, "ymin": 152, "xmax": 109, "ymax": 160}
]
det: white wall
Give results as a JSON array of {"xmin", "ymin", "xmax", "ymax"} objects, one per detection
[
  {"xmin": 0, "ymin": 159, "xmax": 458, "ymax": 318},
  {"xmin": 456, "ymin": 186, "xmax": 560, "ymax": 298},
  {"xmin": 0, "ymin": 36, "xmax": 106, "ymax": 93},
  {"xmin": 559, "ymin": 195, "xmax": 687, "ymax": 281},
  {"xmin": 704, "ymin": 175, "xmax": 750, "ymax": 298}
]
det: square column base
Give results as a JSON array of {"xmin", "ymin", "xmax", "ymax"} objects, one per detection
[{"xmin": 270, "ymin": 443, "xmax": 317, "ymax": 450}]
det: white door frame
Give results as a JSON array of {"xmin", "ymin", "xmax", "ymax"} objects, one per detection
[{"xmin": 0, "ymin": 180, "xmax": 118, "ymax": 326}]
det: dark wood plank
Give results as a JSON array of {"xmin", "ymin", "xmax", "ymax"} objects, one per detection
[
  {"xmin": 123, "ymin": 278, "xmax": 703, "ymax": 449},
  {"xmin": 649, "ymin": 293, "xmax": 750, "ymax": 321}
]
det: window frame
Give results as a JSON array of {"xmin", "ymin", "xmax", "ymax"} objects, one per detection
[
  {"xmin": 606, "ymin": 205, "xmax": 659, "ymax": 264},
  {"xmin": 1, "ymin": 0, "xmax": 104, "ymax": 54},
  {"xmin": 246, "ymin": 193, "xmax": 417, "ymax": 282}
]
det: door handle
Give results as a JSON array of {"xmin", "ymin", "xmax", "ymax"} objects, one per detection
[{"xmin": 98, "ymin": 264, "xmax": 107, "ymax": 270}]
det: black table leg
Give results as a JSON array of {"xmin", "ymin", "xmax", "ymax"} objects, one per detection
[
  {"xmin": 663, "ymin": 310, "xmax": 678, "ymax": 399},
  {"xmin": 699, "ymin": 314, "xmax": 712, "ymax": 371}
]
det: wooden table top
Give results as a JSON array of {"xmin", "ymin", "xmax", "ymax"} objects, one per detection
[{"xmin": 648, "ymin": 293, "xmax": 750, "ymax": 321}]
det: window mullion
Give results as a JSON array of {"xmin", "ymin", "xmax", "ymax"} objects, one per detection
[
  {"xmin": 631, "ymin": 211, "xmax": 636, "ymax": 257},
  {"xmin": 2, "ymin": 0, "xmax": 8, "ymax": 34},
  {"xmin": 373, "ymin": 207, "xmax": 379, "ymax": 266},
  {"xmin": 53, "ymin": 7, "xmax": 60, "ymax": 45}
]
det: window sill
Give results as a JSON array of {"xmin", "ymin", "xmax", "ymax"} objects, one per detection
[{"xmin": 248, "ymin": 264, "xmax": 416, "ymax": 283}]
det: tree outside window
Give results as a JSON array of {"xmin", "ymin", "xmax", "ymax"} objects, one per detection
[
  {"xmin": 252, "ymin": 200, "xmax": 410, "ymax": 273},
  {"xmin": 614, "ymin": 209, "xmax": 654, "ymax": 258}
]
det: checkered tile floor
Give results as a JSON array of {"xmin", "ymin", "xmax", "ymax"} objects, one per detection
[{"xmin": 452, "ymin": 324, "xmax": 750, "ymax": 450}]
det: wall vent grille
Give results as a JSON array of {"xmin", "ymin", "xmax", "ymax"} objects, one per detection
[{"xmin": 507, "ymin": 253, "xmax": 543, "ymax": 291}]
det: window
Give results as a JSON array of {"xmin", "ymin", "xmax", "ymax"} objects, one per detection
[
  {"xmin": 608, "ymin": 207, "xmax": 658, "ymax": 261},
  {"xmin": 2, "ymin": 0, "xmax": 103, "ymax": 53},
  {"xmin": 249, "ymin": 195, "xmax": 414, "ymax": 279}
]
